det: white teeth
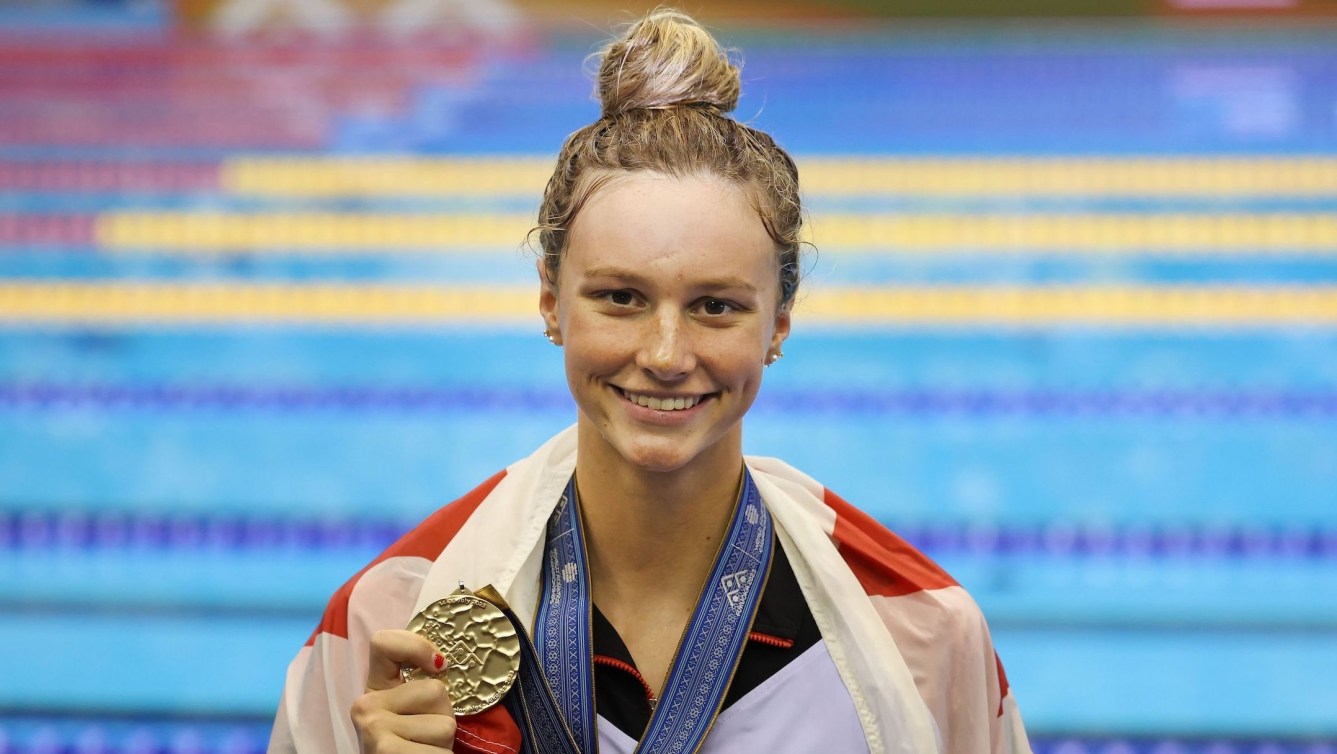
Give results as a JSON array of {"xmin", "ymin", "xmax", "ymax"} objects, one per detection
[{"xmin": 625, "ymin": 391, "xmax": 701, "ymax": 411}]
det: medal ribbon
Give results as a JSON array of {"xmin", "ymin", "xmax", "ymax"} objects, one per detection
[{"xmin": 528, "ymin": 470, "xmax": 774, "ymax": 754}]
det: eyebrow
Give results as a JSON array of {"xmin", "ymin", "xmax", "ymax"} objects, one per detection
[{"xmin": 583, "ymin": 266, "xmax": 760, "ymax": 294}]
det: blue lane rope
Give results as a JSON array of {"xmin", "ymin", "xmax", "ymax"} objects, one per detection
[
  {"xmin": 0, "ymin": 716, "xmax": 1329, "ymax": 754},
  {"xmin": 4, "ymin": 383, "xmax": 1337, "ymax": 417},
  {"xmin": 1, "ymin": 508, "xmax": 1334, "ymax": 560}
]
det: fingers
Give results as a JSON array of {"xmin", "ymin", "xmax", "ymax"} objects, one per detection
[
  {"xmin": 361, "ymin": 741, "xmax": 451, "ymax": 754},
  {"xmin": 366, "ymin": 629, "xmax": 443, "ymax": 692},
  {"xmin": 357, "ymin": 630, "xmax": 458, "ymax": 752},
  {"xmin": 386, "ymin": 678, "xmax": 458, "ymax": 716},
  {"xmin": 374, "ymin": 710, "xmax": 457, "ymax": 747},
  {"xmin": 354, "ymin": 706, "xmax": 456, "ymax": 749},
  {"xmin": 352, "ymin": 682, "xmax": 457, "ymax": 753}
]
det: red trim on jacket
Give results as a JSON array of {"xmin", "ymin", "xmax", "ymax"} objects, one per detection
[
  {"xmin": 823, "ymin": 487, "xmax": 957, "ymax": 598},
  {"xmin": 305, "ymin": 469, "xmax": 508, "ymax": 645},
  {"xmin": 592, "ymin": 630, "xmax": 798, "ymax": 711},
  {"xmin": 595, "ymin": 654, "xmax": 658, "ymax": 702},
  {"xmin": 747, "ymin": 631, "xmax": 795, "ymax": 649},
  {"xmin": 995, "ymin": 651, "xmax": 1011, "ymax": 717}
]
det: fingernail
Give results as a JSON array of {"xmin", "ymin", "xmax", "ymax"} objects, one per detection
[{"xmin": 434, "ymin": 653, "xmax": 445, "ymax": 671}]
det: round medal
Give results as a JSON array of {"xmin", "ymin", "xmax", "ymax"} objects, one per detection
[{"xmin": 401, "ymin": 585, "xmax": 520, "ymax": 716}]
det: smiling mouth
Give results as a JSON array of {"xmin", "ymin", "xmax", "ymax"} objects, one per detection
[{"xmin": 618, "ymin": 388, "xmax": 710, "ymax": 412}]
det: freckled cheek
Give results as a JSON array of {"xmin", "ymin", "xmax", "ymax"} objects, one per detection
[
  {"xmin": 699, "ymin": 354, "xmax": 766, "ymax": 392},
  {"xmin": 564, "ymin": 335, "xmax": 639, "ymax": 382}
]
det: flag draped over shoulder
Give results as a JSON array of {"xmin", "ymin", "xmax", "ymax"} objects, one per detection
[{"xmin": 269, "ymin": 426, "xmax": 1031, "ymax": 754}]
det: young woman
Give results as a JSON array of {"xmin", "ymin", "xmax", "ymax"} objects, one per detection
[{"xmin": 272, "ymin": 10, "xmax": 1030, "ymax": 754}]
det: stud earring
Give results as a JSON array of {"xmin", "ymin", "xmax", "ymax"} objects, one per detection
[
  {"xmin": 765, "ymin": 351, "xmax": 784, "ymax": 366},
  {"xmin": 544, "ymin": 329, "xmax": 558, "ymax": 345}
]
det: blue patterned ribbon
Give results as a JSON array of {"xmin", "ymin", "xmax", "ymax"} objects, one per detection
[
  {"xmin": 533, "ymin": 482, "xmax": 599, "ymax": 753},
  {"xmin": 527, "ymin": 470, "xmax": 774, "ymax": 754},
  {"xmin": 499, "ymin": 609, "xmax": 583, "ymax": 754}
]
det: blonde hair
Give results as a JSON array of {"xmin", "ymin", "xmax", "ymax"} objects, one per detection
[{"xmin": 535, "ymin": 8, "xmax": 803, "ymax": 307}]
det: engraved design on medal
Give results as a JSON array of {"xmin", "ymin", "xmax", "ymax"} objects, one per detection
[
  {"xmin": 720, "ymin": 569, "xmax": 754, "ymax": 615},
  {"xmin": 401, "ymin": 586, "xmax": 520, "ymax": 716}
]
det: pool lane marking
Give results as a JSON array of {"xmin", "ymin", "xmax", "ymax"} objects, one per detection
[
  {"xmin": 221, "ymin": 156, "xmax": 1337, "ymax": 198},
  {"xmin": 5, "ymin": 283, "xmax": 1337, "ymax": 326},
  {"xmin": 91, "ymin": 212, "xmax": 1337, "ymax": 253}
]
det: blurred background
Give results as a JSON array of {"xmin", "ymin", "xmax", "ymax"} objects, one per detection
[{"xmin": 2, "ymin": 0, "xmax": 1336, "ymax": 751}]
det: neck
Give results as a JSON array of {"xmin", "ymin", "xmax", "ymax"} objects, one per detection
[{"xmin": 574, "ymin": 429, "xmax": 743, "ymax": 611}]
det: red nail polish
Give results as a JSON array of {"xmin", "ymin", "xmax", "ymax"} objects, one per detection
[{"xmin": 434, "ymin": 653, "xmax": 445, "ymax": 671}]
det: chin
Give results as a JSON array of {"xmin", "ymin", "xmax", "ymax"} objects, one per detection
[
  {"xmin": 614, "ymin": 440, "xmax": 697, "ymax": 475},
  {"xmin": 578, "ymin": 405, "xmax": 741, "ymax": 476}
]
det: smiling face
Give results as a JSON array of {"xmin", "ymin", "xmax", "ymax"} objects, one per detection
[{"xmin": 539, "ymin": 171, "xmax": 790, "ymax": 477}]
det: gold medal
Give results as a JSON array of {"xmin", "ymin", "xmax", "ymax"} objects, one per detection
[{"xmin": 401, "ymin": 583, "xmax": 520, "ymax": 716}]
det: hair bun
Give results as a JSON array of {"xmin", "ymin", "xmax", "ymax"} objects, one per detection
[{"xmin": 596, "ymin": 9, "xmax": 741, "ymax": 117}]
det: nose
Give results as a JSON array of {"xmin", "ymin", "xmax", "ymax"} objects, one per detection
[{"xmin": 637, "ymin": 307, "xmax": 695, "ymax": 380}]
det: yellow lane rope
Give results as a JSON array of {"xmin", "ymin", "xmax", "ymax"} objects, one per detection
[
  {"xmin": 95, "ymin": 212, "xmax": 1337, "ymax": 253},
  {"xmin": 799, "ymin": 286, "xmax": 1337, "ymax": 325},
  {"xmin": 221, "ymin": 156, "xmax": 1337, "ymax": 198},
  {"xmin": 94, "ymin": 213, "xmax": 535, "ymax": 251},
  {"xmin": 223, "ymin": 157, "xmax": 553, "ymax": 198},
  {"xmin": 0, "ymin": 284, "xmax": 536, "ymax": 324},
  {"xmin": 4, "ymin": 284, "xmax": 1337, "ymax": 326},
  {"xmin": 808, "ymin": 213, "xmax": 1337, "ymax": 251},
  {"xmin": 800, "ymin": 157, "xmax": 1337, "ymax": 197}
]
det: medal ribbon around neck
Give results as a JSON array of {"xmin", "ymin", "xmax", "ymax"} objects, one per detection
[{"xmin": 529, "ymin": 470, "xmax": 775, "ymax": 754}]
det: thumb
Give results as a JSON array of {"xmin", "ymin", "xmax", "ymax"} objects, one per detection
[{"xmin": 365, "ymin": 629, "xmax": 443, "ymax": 691}]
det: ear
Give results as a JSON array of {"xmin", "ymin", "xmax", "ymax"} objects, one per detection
[
  {"xmin": 768, "ymin": 302, "xmax": 791, "ymax": 357},
  {"xmin": 537, "ymin": 259, "xmax": 562, "ymax": 345}
]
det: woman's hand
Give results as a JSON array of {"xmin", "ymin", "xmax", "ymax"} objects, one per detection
[{"xmin": 352, "ymin": 629, "xmax": 457, "ymax": 753}]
